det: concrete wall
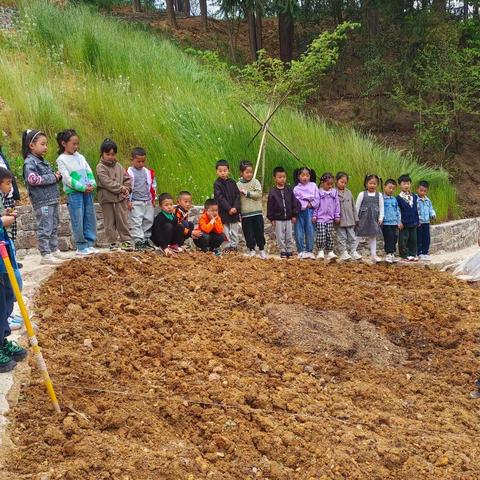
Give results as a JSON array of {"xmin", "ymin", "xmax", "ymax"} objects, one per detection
[{"xmin": 12, "ymin": 203, "xmax": 480, "ymax": 256}]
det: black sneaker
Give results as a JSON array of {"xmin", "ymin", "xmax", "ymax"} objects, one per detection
[
  {"xmin": 144, "ymin": 239, "xmax": 157, "ymax": 251},
  {"xmin": 0, "ymin": 347, "xmax": 16, "ymax": 373},
  {"xmin": 3, "ymin": 339, "xmax": 27, "ymax": 362},
  {"xmin": 280, "ymin": 252, "xmax": 288, "ymax": 259},
  {"xmin": 17, "ymin": 262, "xmax": 23, "ymax": 269},
  {"xmin": 135, "ymin": 241, "xmax": 146, "ymax": 251}
]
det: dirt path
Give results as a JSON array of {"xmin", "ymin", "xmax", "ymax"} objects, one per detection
[{"xmin": 2, "ymin": 252, "xmax": 480, "ymax": 479}]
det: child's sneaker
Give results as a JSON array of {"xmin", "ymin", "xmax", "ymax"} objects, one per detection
[
  {"xmin": 120, "ymin": 241, "xmax": 134, "ymax": 252},
  {"xmin": 0, "ymin": 348, "xmax": 16, "ymax": 373},
  {"xmin": 76, "ymin": 249, "xmax": 91, "ymax": 256},
  {"xmin": 258, "ymin": 250, "xmax": 267, "ymax": 259},
  {"xmin": 144, "ymin": 239, "xmax": 157, "ymax": 251},
  {"xmin": 212, "ymin": 249, "xmax": 222, "ymax": 257},
  {"xmin": 247, "ymin": 250, "xmax": 256, "ymax": 257},
  {"xmin": 339, "ymin": 252, "xmax": 352, "ymax": 261},
  {"xmin": 52, "ymin": 250, "xmax": 70, "ymax": 260},
  {"xmin": 40, "ymin": 254, "xmax": 62, "ymax": 265},
  {"xmin": 372, "ymin": 255, "xmax": 382, "ymax": 263},
  {"xmin": 135, "ymin": 241, "xmax": 147, "ymax": 251},
  {"xmin": 298, "ymin": 251, "xmax": 306, "ymax": 259},
  {"xmin": 327, "ymin": 251, "xmax": 337, "ymax": 261},
  {"xmin": 385, "ymin": 253, "xmax": 394, "ymax": 263},
  {"xmin": 316, "ymin": 250, "xmax": 325, "ymax": 260},
  {"xmin": 286, "ymin": 252, "xmax": 293, "ymax": 258},
  {"xmin": 87, "ymin": 247, "xmax": 101, "ymax": 254},
  {"xmin": 169, "ymin": 244, "xmax": 182, "ymax": 253},
  {"xmin": 2, "ymin": 339, "xmax": 27, "ymax": 362},
  {"xmin": 392, "ymin": 254, "xmax": 400, "ymax": 263},
  {"xmin": 422, "ymin": 254, "xmax": 431, "ymax": 261},
  {"xmin": 280, "ymin": 252, "xmax": 288, "ymax": 259},
  {"xmin": 8, "ymin": 315, "xmax": 23, "ymax": 331},
  {"xmin": 109, "ymin": 243, "xmax": 119, "ymax": 251},
  {"xmin": 351, "ymin": 251, "xmax": 362, "ymax": 261}
]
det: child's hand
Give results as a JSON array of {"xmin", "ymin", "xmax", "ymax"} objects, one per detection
[
  {"xmin": 121, "ymin": 186, "xmax": 129, "ymax": 195},
  {"xmin": 271, "ymin": 220, "xmax": 276, "ymax": 227},
  {"xmin": 398, "ymin": 222, "xmax": 404, "ymax": 230},
  {"xmin": 229, "ymin": 208, "xmax": 237, "ymax": 215},
  {"xmin": 378, "ymin": 219, "xmax": 383, "ymax": 225},
  {"xmin": 192, "ymin": 229, "xmax": 203, "ymax": 239},
  {"xmin": 1, "ymin": 215, "xmax": 15, "ymax": 228},
  {"xmin": 127, "ymin": 201, "xmax": 133, "ymax": 211},
  {"xmin": 85, "ymin": 184, "xmax": 94, "ymax": 193},
  {"xmin": 55, "ymin": 171, "xmax": 62, "ymax": 181},
  {"xmin": 291, "ymin": 217, "xmax": 297, "ymax": 224},
  {"xmin": 312, "ymin": 217, "xmax": 317, "ymax": 224},
  {"xmin": 240, "ymin": 188, "xmax": 247, "ymax": 196},
  {"xmin": 335, "ymin": 218, "xmax": 341, "ymax": 224},
  {"xmin": 5, "ymin": 208, "xmax": 17, "ymax": 218},
  {"xmin": 307, "ymin": 201, "xmax": 312, "ymax": 209}
]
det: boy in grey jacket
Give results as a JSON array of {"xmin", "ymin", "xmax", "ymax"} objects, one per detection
[{"xmin": 22, "ymin": 130, "xmax": 65, "ymax": 265}]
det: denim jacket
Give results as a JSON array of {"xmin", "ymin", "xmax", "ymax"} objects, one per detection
[
  {"xmin": 418, "ymin": 196, "xmax": 436, "ymax": 224},
  {"xmin": 383, "ymin": 194, "xmax": 401, "ymax": 226}
]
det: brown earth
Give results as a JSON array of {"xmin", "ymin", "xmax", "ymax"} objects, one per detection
[{"xmin": 2, "ymin": 252, "xmax": 480, "ymax": 479}]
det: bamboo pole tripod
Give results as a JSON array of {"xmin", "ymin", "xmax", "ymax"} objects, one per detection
[{"xmin": 0, "ymin": 242, "xmax": 60, "ymax": 412}]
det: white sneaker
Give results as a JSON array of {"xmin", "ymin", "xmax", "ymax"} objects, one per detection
[
  {"xmin": 385, "ymin": 254, "xmax": 394, "ymax": 263},
  {"xmin": 87, "ymin": 247, "xmax": 101, "ymax": 254},
  {"xmin": 327, "ymin": 251, "xmax": 337, "ymax": 261},
  {"xmin": 316, "ymin": 250, "xmax": 325, "ymax": 260},
  {"xmin": 40, "ymin": 254, "xmax": 62, "ymax": 265},
  {"xmin": 422, "ymin": 254, "xmax": 431, "ymax": 261},
  {"xmin": 392, "ymin": 254, "xmax": 400, "ymax": 263},
  {"xmin": 298, "ymin": 251, "xmax": 306, "ymax": 259},
  {"xmin": 52, "ymin": 250, "xmax": 70, "ymax": 260},
  {"xmin": 258, "ymin": 250, "xmax": 267, "ymax": 259},
  {"xmin": 351, "ymin": 251, "xmax": 362, "ymax": 261},
  {"xmin": 407, "ymin": 256, "xmax": 415, "ymax": 262},
  {"xmin": 247, "ymin": 250, "xmax": 256, "ymax": 257},
  {"xmin": 307, "ymin": 252, "xmax": 315, "ymax": 259},
  {"xmin": 76, "ymin": 249, "xmax": 92, "ymax": 256},
  {"xmin": 339, "ymin": 252, "xmax": 352, "ymax": 261},
  {"xmin": 372, "ymin": 255, "xmax": 382, "ymax": 263}
]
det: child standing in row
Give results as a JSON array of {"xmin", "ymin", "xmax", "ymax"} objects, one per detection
[
  {"xmin": 382, "ymin": 179, "xmax": 401, "ymax": 263},
  {"xmin": 96, "ymin": 139, "xmax": 133, "ymax": 251},
  {"xmin": 194, "ymin": 199, "xmax": 225, "ymax": 254},
  {"xmin": 313, "ymin": 172, "xmax": 340, "ymax": 260},
  {"xmin": 397, "ymin": 174, "xmax": 419, "ymax": 261},
  {"xmin": 0, "ymin": 145, "xmax": 20, "ymax": 244},
  {"xmin": 356, "ymin": 174, "xmax": 384, "ymax": 263},
  {"xmin": 267, "ymin": 167, "xmax": 298, "ymax": 259},
  {"xmin": 417, "ymin": 180, "xmax": 436, "ymax": 260},
  {"xmin": 335, "ymin": 172, "xmax": 361, "ymax": 261},
  {"xmin": 56, "ymin": 129, "xmax": 97, "ymax": 256},
  {"xmin": 214, "ymin": 159, "xmax": 240, "ymax": 252},
  {"xmin": 127, "ymin": 147, "xmax": 156, "ymax": 251},
  {"xmin": 237, "ymin": 160, "xmax": 266, "ymax": 259},
  {"xmin": 22, "ymin": 130, "xmax": 65, "ymax": 265},
  {"xmin": 293, "ymin": 167, "xmax": 319, "ymax": 259}
]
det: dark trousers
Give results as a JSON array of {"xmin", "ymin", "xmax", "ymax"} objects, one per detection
[
  {"xmin": 0, "ymin": 273, "xmax": 14, "ymax": 344},
  {"xmin": 399, "ymin": 226, "xmax": 418, "ymax": 258},
  {"xmin": 194, "ymin": 233, "xmax": 224, "ymax": 252},
  {"xmin": 417, "ymin": 223, "xmax": 431, "ymax": 255},
  {"xmin": 151, "ymin": 223, "xmax": 185, "ymax": 249},
  {"xmin": 382, "ymin": 225, "xmax": 398, "ymax": 254},
  {"xmin": 241, "ymin": 215, "xmax": 265, "ymax": 251}
]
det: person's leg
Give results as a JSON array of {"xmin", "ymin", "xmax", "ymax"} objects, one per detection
[
  {"xmin": 242, "ymin": 217, "xmax": 256, "ymax": 251},
  {"xmin": 83, "ymin": 192, "xmax": 97, "ymax": 248},
  {"xmin": 398, "ymin": 227, "xmax": 409, "ymax": 258},
  {"xmin": 49, "ymin": 204, "xmax": 60, "ymax": 253},
  {"xmin": 101, "ymin": 203, "xmax": 116, "ymax": 243},
  {"xmin": 0, "ymin": 274, "xmax": 12, "ymax": 346},
  {"xmin": 424, "ymin": 224, "xmax": 431, "ymax": 255},
  {"xmin": 229, "ymin": 222, "xmax": 240, "ymax": 249},
  {"xmin": 382, "ymin": 225, "xmax": 394, "ymax": 254},
  {"xmin": 284, "ymin": 221, "xmax": 294, "ymax": 254},
  {"xmin": 369, "ymin": 236, "xmax": 377, "ymax": 257},
  {"xmin": 143, "ymin": 203, "xmax": 155, "ymax": 241},
  {"xmin": 275, "ymin": 221, "xmax": 287, "ymax": 253},
  {"xmin": 417, "ymin": 224, "xmax": 424, "ymax": 256},
  {"xmin": 316, "ymin": 223, "xmax": 326, "ymax": 251},
  {"xmin": 173, "ymin": 224, "xmax": 185, "ymax": 247},
  {"xmin": 253, "ymin": 215, "xmax": 266, "ymax": 251},
  {"xmin": 325, "ymin": 223, "xmax": 334, "ymax": 253},
  {"xmin": 194, "ymin": 234, "xmax": 209, "ymax": 252},
  {"xmin": 128, "ymin": 201, "xmax": 145, "ymax": 243},
  {"xmin": 408, "ymin": 226, "xmax": 418, "ymax": 258},
  {"xmin": 336, "ymin": 226, "xmax": 347, "ymax": 255},
  {"xmin": 294, "ymin": 210, "xmax": 306, "ymax": 253},
  {"xmin": 116, "ymin": 201, "xmax": 133, "ymax": 243},
  {"xmin": 34, "ymin": 206, "xmax": 53, "ymax": 256},
  {"xmin": 346, "ymin": 227, "xmax": 358, "ymax": 254},
  {"xmin": 209, "ymin": 233, "xmax": 224, "ymax": 251},
  {"xmin": 155, "ymin": 223, "xmax": 174, "ymax": 249},
  {"xmin": 67, "ymin": 192, "xmax": 87, "ymax": 251},
  {"xmin": 305, "ymin": 209, "xmax": 315, "ymax": 253}
]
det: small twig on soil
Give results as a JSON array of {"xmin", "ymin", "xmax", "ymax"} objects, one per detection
[
  {"xmin": 66, "ymin": 404, "xmax": 90, "ymax": 422},
  {"xmin": 60, "ymin": 284, "xmax": 64, "ymax": 294},
  {"xmin": 105, "ymin": 266, "xmax": 116, "ymax": 276},
  {"xmin": 131, "ymin": 256, "xmax": 143, "ymax": 264}
]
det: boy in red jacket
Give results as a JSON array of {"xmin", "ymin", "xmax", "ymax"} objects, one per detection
[{"xmin": 194, "ymin": 199, "xmax": 225, "ymax": 254}]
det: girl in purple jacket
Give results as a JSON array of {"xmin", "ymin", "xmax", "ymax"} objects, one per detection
[
  {"xmin": 293, "ymin": 167, "xmax": 319, "ymax": 259},
  {"xmin": 313, "ymin": 172, "xmax": 340, "ymax": 260}
]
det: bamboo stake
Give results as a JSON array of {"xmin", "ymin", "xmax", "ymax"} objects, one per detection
[
  {"xmin": 253, "ymin": 103, "xmax": 273, "ymax": 181},
  {"xmin": 0, "ymin": 242, "xmax": 60, "ymax": 413}
]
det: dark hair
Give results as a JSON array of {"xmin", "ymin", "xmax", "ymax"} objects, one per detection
[
  {"xmin": 216, "ymin": 159, "xmax": 229, "ymax": 169},
  {"xmin": 204, "ymin": 198, "xmax": 218, "ymax": 209},
  {"xmin": 21, "ymin": 129, "xmax": 47, "ymax": 159},
  {"xmin": 0, "ymin": 167, "xmax": 13, "ymax": 182},
  {"xmin": 56, "ymin": 129, "xmax": 78, "ymax": 154},
  {"xmin": 158, "ymin": 192, "xmax": 173, "ymax": 205},
  {"xmin": 177, "ymin": 190, "xmax": 192, "ymax": 199},
  {"xmin": 364, "ymin": 174, "xmax": 382, "ymax": 189},
  {"xmin": 239, "ymin": 160, "xmax": 253, "ymax": 172},
  {"xmin": 336, "ymin": 171, "xmax": 349, "ymax": 181},
  {"xmin": 319, "ymin": 172, "xmax": 334, "ymax": 184},
  {"xmin": 273, "ymin": 166, "xmax": 286, "ymax": 176},
  {"xmin": 418, "ymin": 180, "xmax": 429, "ymax": 189},
  {"xmin": 293, "ymin": 166, "xmax": 316, "ymax": 185},
  {"xmin": 385, "ymin": 178, "xmax": 397, "ymax": 187},
  {"xmin": 398, "ymin": 174, "xmax": 412, "ymax": 184},
  {"xmin": 131, "ymin": 147, "xmax": 146, "ymax": 158},
  {"xmin": 100, "ymin": 138, "xmax": 117, "ymax": 156}
]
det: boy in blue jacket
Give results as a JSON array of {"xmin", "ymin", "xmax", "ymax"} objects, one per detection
[
  {"xmin": 417, "ymin": 180, "xmax": 436, "ymax": 260},
  {"xmin": 396, "ymin": 174, "xmax": 420, "ymax": 262}
]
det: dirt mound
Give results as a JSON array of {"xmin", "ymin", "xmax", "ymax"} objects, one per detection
[
  {"xmin": 265, "ymin": 303, "xmax": 407, "ymax": 367},
  {"xmin": 2, "ymin": 253, "xmax": 480, "ymax": 479}
]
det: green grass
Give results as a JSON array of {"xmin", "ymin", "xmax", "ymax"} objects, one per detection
[{"xmin": 0, "ymin": 0, "xmax": 458, "ymax": 219}]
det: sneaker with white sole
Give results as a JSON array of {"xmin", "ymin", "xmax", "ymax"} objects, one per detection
[
  {"xmin": 87, "ymin": 247, "xmax": 101, "ymax": 254},
  {"xmin": 8, "ymin": 316, "xmax": 22, "ymax": 331},
  {"xmin": 258, "ymin": 250, "xmax": 267, "ymax": 259},
  {"xmin": 372, "ymin": 255, "xmax": 382, "ymax": 263},
  {"xmin": 422, "ymin": 254, "xmax": 431, "ymax": 261},
  {"xmin": 298, "ymin": 251, "xmax": 306, "ymax": 259},
  {"xmin": 385, "ymin": 253, "xmax": 394, "ymax": 263},
  {"xmin": 391, "ymin": 254, "xmax": 400, "ymax": 263},
  {"xmin": 40, "ymin": 254, "xmax": 62, "ymax": 265},
  {"xmin": 247, "ymin": 250, "xmax": 256, "ymax": 257},
  {"xmin": 76, "ymin": 249, "xmax": 91, "ymax": 256},
  {"xmin": 339, "ymin": 252, "xmax": 352, "ymax": 261},
  {"xmin": 52, "ymin": 250, "xmax": 70, "ymax": 260},
  {"xmin": 316, "ymin": 250, "xmax": 325, "ymax": 260},
  {"xmin": 327, "ymin": 251, "xmax": 337, "ymax": 261},
  {"xmin": 350, "ymin": 251, "xmax": 362, "ymax": 261}
]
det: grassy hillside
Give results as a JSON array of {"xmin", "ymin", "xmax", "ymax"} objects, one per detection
[{"xmin": 0, "ymin": 0, "xmax": 458, "ymax": 219}]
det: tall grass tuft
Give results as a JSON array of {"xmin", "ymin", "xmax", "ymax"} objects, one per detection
[{"xmin": 0, "ymin": 0, "xmax": 458, "ymax": 219}]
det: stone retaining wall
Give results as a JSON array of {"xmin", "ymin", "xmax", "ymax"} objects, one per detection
[{"xmin": 12, "ymin": 203, "xmax": 480, "ymax": 256}]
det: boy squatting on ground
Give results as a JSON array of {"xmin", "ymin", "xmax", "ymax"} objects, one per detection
[
  {"xmin": 151, "ymin": 193, "xmax": 185, "ymax": 255},
  {"xmin": 127, "ymin": 147, "xmax": 157, "ymax": 252},
  {"xmin": 174, "ymin": 191, "xmax": 202, "ymax": 245},
  {"xmin": 213, "ymin": 159, "xmax": 241, "ymax": 252},
  {"xmin": 194, "ymin": 198, "xmax": 225, "ymax": 253},
  {"xmin": 267, "ymin": 166, "xmax": 298, "ymax": 259},
  {"xmin": 0, "ymin": 167, "xmax": 27, "ymax": 373}
]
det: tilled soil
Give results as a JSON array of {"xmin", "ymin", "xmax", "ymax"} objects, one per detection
[{"xmin": 3, "ymin": 253, "xmax": 480, "ymax": 479}]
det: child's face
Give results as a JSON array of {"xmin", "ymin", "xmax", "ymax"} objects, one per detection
[
  {"xmin": 63, "ymin": 135, "xmax": 79, "ymax": 155},
  {"xmin": 298, "ymin": 171, "xmax": 310, "ymax": 185},
  {"xmin": 161, "ymin": 198, "xmax": 174, "ymax": 214},
  {"xmin": 366, "ymin": 178, "xmax": 378, "ymax": 192},
  {"xmin": 30, "ymin": 136, "xmax": 48, "ymax": 157},
  {"xmin": 274, "ymin": 172, "xmax": 287, "ymax": 187},
  {"xmin": 241, "ymin": 166, "xmax": 254, "ymax": 182},
  {"xmin": 216, "ymin": 165, "xmax": 229, "ymax": 180},
  {"xmin": 384, "ymin": 183, "xmax": 396, "ymax": 196},
  {"xmin": 0, "ymin": 179, "xmax": 12, "ymax": 194},
  {"xmin": 132, "ymin": 154, "xmax": 146, "ymax": 169},
  {"xmin": 102, "ymin": 149, "xmax": 116, "ymax": 162},
  {"xmin": 206, "ymin": 205, "xmax": 219, "ymax": 218},
  {"xmin": 322, "ymin": 178, "xmax": 334, "ymax": 191},
  {"xmin": 336, "ymin": 176, "xmax": 347, "ymax": 190},
  {"xmin": 177, "ymin": 194, "xmax": 192, "ymax": 211},
  {"xmin": 417, "ymin": 185, "xmax": 428, "ymax": 198},
  {"xmin": 400, "ymin": 181, "xmax": 411, "ymax": 193}
]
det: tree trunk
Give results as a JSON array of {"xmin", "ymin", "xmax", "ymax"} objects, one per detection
[
  {"xmin": 183, "ymin": 0, "xmax": 191, "ymax": 17},
  {"xmin": 331, "ymin": 0, "xmax": 343, "ymax": 24},
  {"xmin": 363, "ymin": 0, "xmax": 379, "ymax": 38},
  {"xmin": 255, "ymin": 7, "xmax": 263, "ymax": 51},
  {"xmin": 132, "ymin": 0, "xmax": 141, "ymax": 12},
  {"xmin": 200, "ymin": 0, "xmax": 208, "ymax": 31},
  {"xmin": 463, "ymin": 0, "xmax": 469, "ymax": 19},
  {"xmin": 432, "ymin": 0, "xmax": 446, "ymax": 13},
  {"xmin": 278, "ymin": 10, "xmax": 294, "ymax": 63},
  {"xmin": 166, "ymin": 0, "xmax": 178, "ymax": 28},
  {"xmin": 247, "ymin": 12, "xmax": 258, "ymax": 60},
  {"xmin": 174, "ymin": 0, "xmax": 184, "ymax": 13}
]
